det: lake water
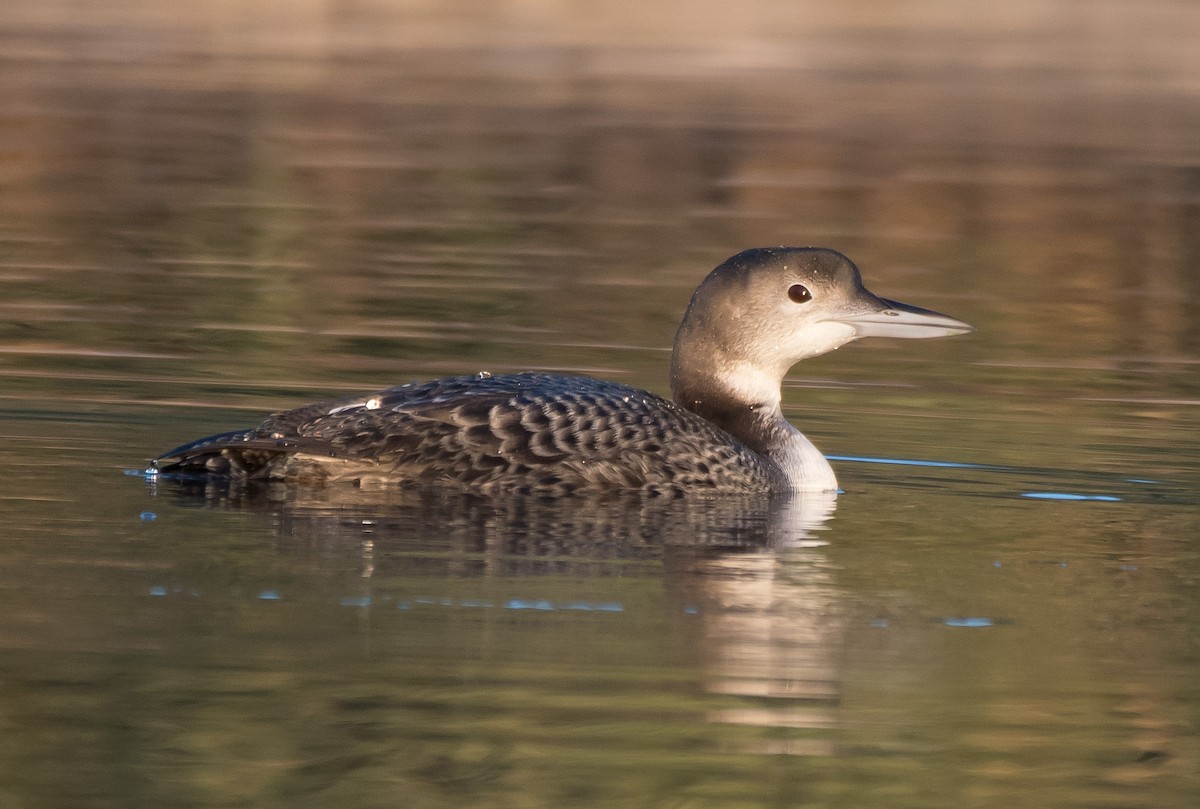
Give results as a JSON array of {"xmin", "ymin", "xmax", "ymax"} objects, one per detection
[{"xmin": 2, "ymin": 2, "xmax": 1199, "ymax": 807}]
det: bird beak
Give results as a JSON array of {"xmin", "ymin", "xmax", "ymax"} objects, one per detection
[{"xmin": 831, "ymin": 294, "xmax": 974, "ymax": 339}]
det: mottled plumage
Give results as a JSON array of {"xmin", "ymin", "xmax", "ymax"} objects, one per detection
[
  {"xmin": 152, "ymin": 247, "xmax": 972, "ymax": 494},
  {"xmin": 156, "ymin": 372, "xmax": 781, "ymax": 495}
]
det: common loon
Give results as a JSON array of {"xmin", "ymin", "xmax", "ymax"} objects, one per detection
[{"xmin": 151, "ymin": 247, "xmax": 972, "ymax": 495}]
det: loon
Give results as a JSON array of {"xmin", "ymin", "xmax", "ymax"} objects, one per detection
[{"xmin": 151, "ymin": 247, "xmax": 972, "ymax": 495}]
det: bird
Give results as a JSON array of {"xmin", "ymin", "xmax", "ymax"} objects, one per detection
[{"xmin": 150, "ymin": 247, "xmax": 972, "ymax": 495}]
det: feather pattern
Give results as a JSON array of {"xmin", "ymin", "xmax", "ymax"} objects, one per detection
[
  {"xmin": 151, "ymin": 248, "xmax": 971, "ymax": 494},
  {"xmin": 154, "ymin": 372, "xmax": 782, "ymax": 495}
]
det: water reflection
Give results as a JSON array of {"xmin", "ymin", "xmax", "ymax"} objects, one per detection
[
  {"xmin": 156, "ymin": 480, "xmax": 845, "ymax": 750},
  {"xmin": 7, "ymin": 8, "xmax": 1200, "ymax": 391},
  {"xmin": 4, "ymin": 1, "xmax": 1200, "ymax": 805},
  {"xmin": 156, "ymin": 479, "xmax": 837, "ymax": 560},
  {"xmin": 669, "ymin": 545, "xmax": 844, "ymax": 756}
]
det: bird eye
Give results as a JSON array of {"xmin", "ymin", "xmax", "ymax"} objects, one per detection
[{"xmin": 787, "ymin": 284, "xmax": 812, "ymax": 303}]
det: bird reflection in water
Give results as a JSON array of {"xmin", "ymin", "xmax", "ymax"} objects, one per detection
[{"xmin": 155, "ymin": 480, "xmax": 845, "ymax": 755}]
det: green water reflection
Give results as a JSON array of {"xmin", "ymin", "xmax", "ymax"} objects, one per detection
[{"xmin": 3, "ymin": 1, "xmax": 1200, "ymax": 807}]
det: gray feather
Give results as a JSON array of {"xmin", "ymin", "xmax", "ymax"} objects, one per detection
[{"xmin": 154, "ymin": 373, "xmax": 781, "ymax": 494}]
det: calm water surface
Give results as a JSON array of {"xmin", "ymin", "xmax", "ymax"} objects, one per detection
[{"xmin": 2, "ymin": 3, "xmax": 1199, "ymax": 807}]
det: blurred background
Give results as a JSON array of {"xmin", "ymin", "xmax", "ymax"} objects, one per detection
[
  {"xmin": 5, "ymin": 0, "xmax": 1200, "ymax": 370},
  {"xmin": 2, "ymin": 2, "xmax": 1200, "ymax": 808},
  {"xmin": 4, "ymin": 0, "xmax": 1199, "ymax": 467}
]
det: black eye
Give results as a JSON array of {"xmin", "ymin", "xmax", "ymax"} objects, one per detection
[{"xmin": 788, "ymin": 284, "xmax": 811, "ymax": 303}]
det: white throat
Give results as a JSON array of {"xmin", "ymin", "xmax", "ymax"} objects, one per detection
[
  {"xmin": 718, "ymin": 362, "xmax": 784, "ymax": 409},
  {"xmin": 768, "ymin": 420, "xmax": 839, "ymax": 492}
]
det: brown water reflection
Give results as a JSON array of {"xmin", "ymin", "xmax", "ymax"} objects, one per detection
[{"xmin": 3, "ymin": 2, "xmax": 1200, "ymax": 808}]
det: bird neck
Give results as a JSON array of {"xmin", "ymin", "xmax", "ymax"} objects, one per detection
[{"xmin": 670, "ymin": 364, "xmax": 838, "ymax": 492}]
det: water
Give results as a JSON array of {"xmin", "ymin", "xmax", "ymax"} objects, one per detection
[{"xmin": 3, "ymin": 2, "xmax": 1200, "ymax": 807}]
